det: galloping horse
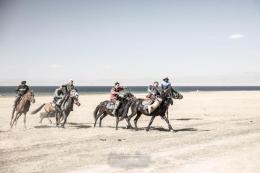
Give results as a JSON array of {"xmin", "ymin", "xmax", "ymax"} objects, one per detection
[
  {"xmin": 60, "ymin": 89, "xmax": 80, "ymax": 128},
  {"xmin": 126, "ymin": 88, "xmax": 183, "ymax": 131},
  {"xmin": 31, "ymin": 89, "xmax": 80, "ymax": 127},
  {"xmin": 10, "ymin": 90, "xmax": 35, "ymax": 128},
  {"xmin": 93, "ymin": 90, "xmax": 135, "ymax": 130}
]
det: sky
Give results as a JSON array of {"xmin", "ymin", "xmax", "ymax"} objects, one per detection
[{"xmin": 1, "ymin": 0, "xmax": 260, "ymax": 86}]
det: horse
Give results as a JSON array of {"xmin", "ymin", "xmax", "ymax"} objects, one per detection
[
  {"xmin": 10, "ymin": 90, "xmax": 35, "ymax": 128},
  {"xmin": 93, "ymin": 90, "xmax": 135, "ymax": 130},
  {"xmin": 31, "ymin": 89, "xmax": 80, "ymax": 127},
  {"xmin": 60, "ymin": 89, "xmax": 80, "ymax": 128},
  {"xmin": 126, "ymin": 88, "xmax": 183, "ymax": 131},
  {"xmin": 31, "ymin": 102, "xmax": 61, "ymax": 124}
]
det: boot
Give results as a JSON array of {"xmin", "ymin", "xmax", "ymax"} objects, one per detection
[{"xmin": 112, "ymin": 101, "xmax": 120, "ymax": 115}]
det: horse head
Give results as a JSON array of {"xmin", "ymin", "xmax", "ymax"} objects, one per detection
[
  {"xmin": 25, "ymin": 90, "xmax": 35, "ymax": 103},
  {"xmin": 70, "ymin": 89, "xmax": 81, "ymax": 106},
  {"xmin": 173, "ymin": 92, "xmax": 183, "ymax": 100}
]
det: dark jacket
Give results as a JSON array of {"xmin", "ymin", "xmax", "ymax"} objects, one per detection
[{"xmin": 16, "ymin": 84, "xmax": 29, "ymax": 95}]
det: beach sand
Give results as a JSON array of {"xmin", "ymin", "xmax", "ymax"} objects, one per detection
[{"xmin": 0, "ymin": 91, "xmax": 260, "ymax": 173}]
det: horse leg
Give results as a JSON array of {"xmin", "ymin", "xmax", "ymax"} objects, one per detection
[
  {"xmin": 99, "ymin": 113, "xmax": 107, "ymax": 127},
  {"xmin": 146, "ymin": 115, "xmax": 156, "ymax": 132},
  {"xmin": 94, "ymin": 111, "xmax": 102, "ymax": 128},
  {"xmin": 11, "ymin": 112, "xmax": 20, "ymax": 128},
  {"xmin": 61, "ymin": 111, "xmax": 67, "ymax": 128},
  {"xmin": 48, "ymin": 116, "xmax": 52, "ymax": 124},
  {"xmin": 126, "ymin": 110, "xmax": 137, "ymax": 129},
  {"xmin": 39, "ymin": 113, "xmax": 44, "ymax": 124},
  {"xmin": 55, "ymin": 112, "xmax": 60, "ymax": 126},
  {"xmin": 15, "ymin": 113, "xmax": 22, "ymax": 127},
  {"xmin": 116, "ymin": 115, "xmax": 119, "ymax": 130},
  {"xmin": 134, "ymin": 112, "xmax": 142, "ymax": 131},
  {"xmin": 23, "ymin": 113, "xmax": 27, "ymax": 129},
  {"xmin": 10, "ymin": 110, "xmax": 15, "ymax": 127},
  {"xmin": 161, "ymin": 115, "xmax": 174, "ymax": 131}
]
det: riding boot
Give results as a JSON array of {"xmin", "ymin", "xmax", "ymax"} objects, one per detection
[{"xmin": 112, "ymin": 100, "xmax": 120, "ymax": 115}]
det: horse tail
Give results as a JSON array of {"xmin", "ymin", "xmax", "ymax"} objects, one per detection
[
  {"xmin": 93, "ymin": 104, "xmax": 101, "ymax": 120},
  {"xmin": 31, "ymin": 104, "xmax": 45, "ymax": 114}
]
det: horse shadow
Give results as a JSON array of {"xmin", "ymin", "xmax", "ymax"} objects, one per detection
[
  {"xmin": 67, "ymin": 122, "xmax": 92, "ymax": 129},
  {"xmin": 34, "ymin": 122, "xmax": 92, "ymax": 129},
  {"xmin": 103, "ymin": 125, "xmax": 209, "ymax": 132},
  {"xmin": 170, "ymin": 118, "xmax": 202, "ymax": 121},
  {"xmin": 135, "ymin": 127, "xmax": 207, "ymax": 132}
]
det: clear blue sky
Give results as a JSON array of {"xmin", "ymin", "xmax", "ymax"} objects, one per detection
[{"xmin": 1, "ymin": 0, "xmax": 260, "ymax": 86}]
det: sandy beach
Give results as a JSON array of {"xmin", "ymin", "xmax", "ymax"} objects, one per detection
[{"xmin": 0, "ymin": 91, "xmax": 260, "ymax": 173}]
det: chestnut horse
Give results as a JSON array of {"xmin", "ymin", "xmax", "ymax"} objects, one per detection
[{"xmin": 10, "ymin": 90, "xmax": 35, "ymax": 128}]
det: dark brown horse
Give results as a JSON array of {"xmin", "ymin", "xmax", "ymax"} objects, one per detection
[
  {"xmin": 93, "ymin": 91, "xmax": 135, "ymax": 130},
  {"xmin": 126, "ymin": 88, "xmax": 183, "ymax": 131},
  {"xmin": 10, "ymin": 90, "xmax": 35, "ymax": 128}
]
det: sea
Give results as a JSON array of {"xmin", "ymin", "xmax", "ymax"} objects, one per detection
[{"xmin": 0, "ymin": 86, "xmax": 260, "ymax": 96}]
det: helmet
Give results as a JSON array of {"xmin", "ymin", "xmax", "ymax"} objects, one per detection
[
  {"xmin": 21, "ymin": 81, "xmax": 26, "ymax": 84},
  {"xmin": 115, "ymin": 82, "xmax": 119, "ymax": 85}
]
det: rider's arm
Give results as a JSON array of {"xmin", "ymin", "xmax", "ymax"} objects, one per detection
[{"xmin": 110, "ymin": 88, "xmax": 118, "ymax": 94}]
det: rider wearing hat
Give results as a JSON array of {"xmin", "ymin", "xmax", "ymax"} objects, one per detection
[
  {"xmin": 62, "ymin": 79, "xmax": 75, "ymax": 94},
  {"xmin": 147, "ymin": 81, "xmax": 161, "ymax": 100},
  {"xmin": 161, "ymin": 77, "xmax": 179, "ymax": 96},
  {"xmin": 13, "ymin": 81, "xmax": 30, "ymax": 112},
  {"xmin": 110, "ymin": 82, "xmax": 125, "ymax": 115}
]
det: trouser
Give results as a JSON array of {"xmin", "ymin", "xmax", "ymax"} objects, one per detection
[{"xmin": 112, "ymin": 100, "xmax": 121, "ymax": 115}]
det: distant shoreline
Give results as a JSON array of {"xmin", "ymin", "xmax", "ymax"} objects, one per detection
[{"xmin": 1, "ymin": 86, "xmax": 260, "ymax": 97}]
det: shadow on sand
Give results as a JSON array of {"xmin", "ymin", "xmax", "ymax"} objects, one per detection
[
  {"xmin": 34, "ymin": 122, "xmax": 92, "ymax": 129},
  {"xmin": 100, "ymin": 125, "xmax": 210, "ymax": 132},
  {"xmin": 170, "ymin": 118, "xmax": 202, "ymax": 121}
]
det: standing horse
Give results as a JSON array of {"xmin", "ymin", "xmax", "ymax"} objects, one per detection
[
  {"xmin": 93, "ymin": 91, "xmax": 134, "ymax": 130},
  {"xmin": 10, "ymin": 90, "xmax": 35, "ymax": 128},
  {"xmin": 126, "ymin": 89, "xmax": 183, "ymax": 131}
]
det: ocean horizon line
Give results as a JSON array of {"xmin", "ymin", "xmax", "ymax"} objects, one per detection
[{"xmin": 1, "ymin": 85, "xmax": 260, "ymax": 97}]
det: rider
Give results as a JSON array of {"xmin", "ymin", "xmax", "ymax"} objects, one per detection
[
  {"xmin": 12, "ymin": 81, "xmax": 29, "ymax": 113},
  {"xmin": 53, "ymin": 86, "xmax": 65, "ymax": 112},
  {"xmin": 161, "ymin": 77, "xmax": 179, "ymax": 96},
  {"xmin": 110, "ymin": 82, "xmax": 125, "ymax": 115},
  {"xmin": 61, "ymin": 79, "xmax": 76, "ymax": 110},
  {"xmin": 62, "ymin": 79, "xmax": 75, "ymax": 93},
  {"xmin": 147, "ymin": 81, "xmax": 161, "ymax": 100}
]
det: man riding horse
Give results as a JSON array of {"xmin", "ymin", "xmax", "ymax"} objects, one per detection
[
  {"xmin": 53, "ymin": 86, "xmax": 65, "ymax": 113},
  {"xmin": 161, "ymin": 77, "xmax": 179, "ymax": 97},
  {"xmin": 61, "ymin": 79, "xmax": 76, "ymax": 111},
  {"xmin": 12, "ymin": 81, "xmax": 30, "ymax": 115},
  {"xmin": 110, "ymin": 82, "xmax": 127, "ymax": 115}
]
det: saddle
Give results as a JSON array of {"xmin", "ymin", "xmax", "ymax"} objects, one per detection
[
  {"xmin": 142, "ymin": 99, "xmax": 153, "ymax": 106},
  {"xmin": 106, "ymin": 101, "xmax": 115, "ymax": 110}
]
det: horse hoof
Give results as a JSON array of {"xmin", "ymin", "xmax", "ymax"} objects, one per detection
[{"xmin": 170, "ymin": 129, "xmax": 176, "ymax": 132}]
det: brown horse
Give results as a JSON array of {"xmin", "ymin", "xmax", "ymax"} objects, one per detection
[
  {"xmin": 31, "ymin": 102, "xmax": 58, "ymax": 124},
  {"xmin": 10, "ymin": 90, "xmax": 35, "ymax": 128}
]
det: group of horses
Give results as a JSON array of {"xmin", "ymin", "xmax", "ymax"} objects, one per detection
[
  {"xmin": 10, "ymin": 88, "xmax": 183, "ymax": 131},
  {"xmin": 93, "ymin": 88, "xmax": 183, "ymax": 131}
]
